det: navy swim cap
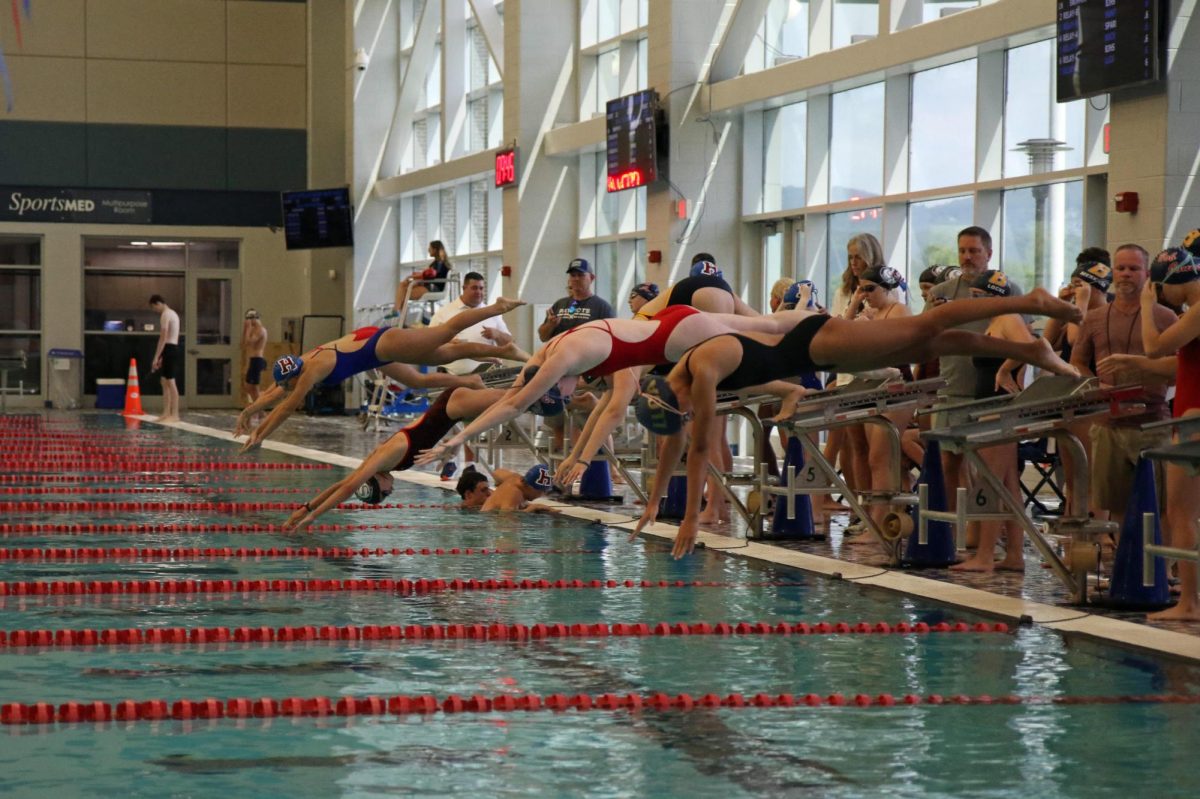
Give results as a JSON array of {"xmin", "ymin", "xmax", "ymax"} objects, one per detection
[
  {"xmin": 689, "ymin": 260, "xmax": 722, "ymax": 278},
  {"xmin": 1150, "ymin": 247, "xmax": 1200, "ymax": 285},
  {"xmin": 1071, "ymin": 261, "xmax": 1113, "ymax": 292},
  {"xmin": 1182, "ymin": 229, "xmax": 1200, "ymax": 260},
  {"xmin": 783, "ymin": 280, "xmax": 819, "ymax": 309},
  {"xmin": 520, "ymin": 365, "xmax": 566, "ymax": 417},
  {"xmin": 273, "ymin": 355, "xmax": 304, "ymax": 385},
  {"xmin": 970, "ymin": 270, "xmax": 1013, "ymax": 297},
  {"xmin": 635, "ymin": 376, "xmax": 685, "ymax": 436},
  {"xmin": 860, "ymin": 265, "xmax": 904, "ymax": 291},
  {"xmin": 523, "ymin": 464, "xmax": 554, "ymax": 493}
]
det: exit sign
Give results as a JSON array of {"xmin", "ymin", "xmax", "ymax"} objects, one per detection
[{"xmin": 495, "ymin": 148, "xmax": 517, "ymax": 187}]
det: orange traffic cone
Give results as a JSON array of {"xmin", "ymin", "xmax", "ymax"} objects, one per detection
[{"xmin": 122, "ymin": 358, "xmax": 144, "ymax": 416}]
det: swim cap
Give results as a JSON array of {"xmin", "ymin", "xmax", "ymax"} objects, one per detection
[
  {"xmin": 630, "ymin": 282, "xmax": 660, "ymax": 302},
  {"xmin": 689, "ymin": 260, "xmax": 722, "ymax": 278},
  {"xmin": 635, "ymin": 376, "xmax": 685, "ymax": 436},
  {"xmin": 244, "ymin": 308, "xmax": 260, "ymax": 320},
  {"xmin": 782, "ymin": 280, "xmax": 819, "ymax": 309},
  {"xmin": 354, "ymin": 475, "xmax": 392, "ymax": 505},
  {"xmin": 1071, "ymin": 261, "xmax": 1113, "ymax": 292},
  {"xmin": 1150, "ymin": 247, "xmax": 1200, "ymax": 285},
  {"xmin": 860, "ymin": 265, "xmax": 905, "ymax": 291},
  {"xmin": 523, "ymin": 464, "xmax": 554, "ymax": 493},
  {"xmin": 918, "ymin": 265, "xmax": 961, "ymax": 286},
  {"xmin": 273, "ymin": 355, "xmax": 304, "ymax": 384},
  {"xmin": 1183, "ymin": 229, "xmax": 1200, "ymax": 260},
  {"xmin": 970, "ymin": 270, "xmax": 1013, "ymax": 297},
  {"xmin": 520, "ymin": 365, "xmax": 566, "ymax": 417}
]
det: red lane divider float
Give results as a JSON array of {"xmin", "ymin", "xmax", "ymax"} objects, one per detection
[
  {"xmin": 0, "ymin": 577, "xmax": 762, "ymax": 598},
  {"xmin": 0, "ymin": 474, "xmax": 279, "ymax": 484},
  {"xmin": 0, "ymin": 500, "xmax": 439, "ymax": 513},
  {"xmin": 0, "ymin": 546, "xmax": 601, "ymax": 561},
  {"xmin": 3, "ymin": 691, "xmax": 1197, "ymax": 726},
  {"xmin": 0, "ymin": 620, "xmax": 1009, "ymax": 650},
  {"xmin": 0, "ymin": 522, "xmax": 447, "ymax": 534},
  {"xmin": 0, "ymin": 461, "xmax": 330, "ymax": 471},
  {"xmin": 0, "ymin": 486, "xmax": 318, "ymax": 495}
]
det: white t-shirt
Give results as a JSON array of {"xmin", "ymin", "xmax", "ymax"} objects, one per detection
[
  {"xmin": 429, "ymin": 296, "xmax": 511, "ymax": 375},
  {"xmin": 160, "ymin": 306, "xmax": 180, "ymax": 345}
]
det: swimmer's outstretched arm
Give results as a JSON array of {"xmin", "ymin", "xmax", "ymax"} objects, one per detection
[
  {"xmin": 284, "ymin": 435, "xmax": 409, "ymax": 530},
  {"xmin": 673, "ymin": 366, "xmax": 719, "ymax": 559},
  {"xmin": 240, "ymin": 376, "xmax": 315, "ymax": 453},
  {"xmin": 713, "ymin": 307, "xmax": 821, "ymax": 336},
  {"xmin": 630, "ymin": 429, "xmax": 688, "ymax": 541},
  {"xmin": 556, "ymin": 369, "xmax": 641, "ymax": 487},
  {"xmin": 234, "ymin": 384, "xmax": 286, "ymax": 437},
  {"xmin": 412, "ymin": 353, "xmax": 576, "ymax": 466}
]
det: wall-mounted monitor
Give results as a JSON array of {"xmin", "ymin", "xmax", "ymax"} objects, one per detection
[
  {"xmin": 281, "ymin": 188, "xmax": 354, "ymax": 250},
  {"xmin": 1056, "ymin": 0, "xmax": 1165, "ymax": 102},
  {"xmin": 606, "ymin": 89, "xmax": 660, "ymax": 193}
]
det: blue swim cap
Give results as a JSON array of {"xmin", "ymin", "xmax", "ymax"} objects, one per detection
[
  {"xmin": 273, "ymin": 355, "xmax": 304, "ymax": 385},
  {"xmin": 1150, "ymin": 247, "xmax": 1200, "ymax": 285},
  {"xmin": 689, "ymin": 260, "xmax": 722, "ymax": 278},
  {"xmin": 635, "ymin": 376, "xmax": 685, "ymax": 436},
  {"xmin": 523, "ymin": 464, "xmax": 554, "ymax": 493},
  {"xmin": 783, "ymin": 280, "xmax": 819, "ymax": 309},
  {"xmin": 520, "ymin": 365, "xmax": 566, "ymax": 417}
]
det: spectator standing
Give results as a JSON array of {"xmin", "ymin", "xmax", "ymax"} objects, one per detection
[
  {"xmin": 149, "ymin": 294, "xmax": 181, "ymax": 423},
  {"xmin": 1074, "ymin": 244, "xmax": 1177, "ymax": 527},
  {"xmin": 241, "ymin": 308, "xmax": 268, "ymax": 404},
  {"xmin": 537, "ymin": 258, "xmax": 616, "ymax": 341}
]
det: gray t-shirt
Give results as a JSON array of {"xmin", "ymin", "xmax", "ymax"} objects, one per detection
[
  {"xmin": 928, "ymin": 273, "xmax": 1024, "ymax": 397},
  {"xmin": 548, "ymin": 295, "xmax": 615, "ymax": 335}
]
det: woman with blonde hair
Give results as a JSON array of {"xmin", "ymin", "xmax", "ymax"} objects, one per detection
[{"xmin": 825, "ymin": 233, "xmax": 885, "ymax": 520}]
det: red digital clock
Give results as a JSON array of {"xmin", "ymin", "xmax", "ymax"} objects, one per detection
[{"xmin": 495, "ymin": 148, "xmax": 517, "ymax": 188}]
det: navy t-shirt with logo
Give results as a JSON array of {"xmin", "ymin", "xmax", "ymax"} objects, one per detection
[{"xmin": 549, "ymin": 295, "xmax": 615, "ymax": 334}]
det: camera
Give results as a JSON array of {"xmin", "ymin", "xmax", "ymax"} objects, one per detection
[{"xmin": 353, "ymin": 48, "xmax": 369, "ymax": 72}]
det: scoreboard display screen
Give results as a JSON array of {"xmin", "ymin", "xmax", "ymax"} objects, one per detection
[
  {"xmin": 606, "ymin": 90, "xmax": 659, "ymax": 193},
  {"xmin": 1056, "ymin": 0, "xmax": 1163, "ymax": 102},
  {"xmin": 281, "ymin": 188, "xmax": 354, "ymax": 250}
]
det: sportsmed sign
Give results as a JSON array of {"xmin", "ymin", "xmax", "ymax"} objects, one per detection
[{"xmin": 1, "ymin": 187, "xmax": 153, "ymax": 224}]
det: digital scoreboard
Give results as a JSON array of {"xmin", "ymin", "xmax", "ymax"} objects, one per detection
[
  {"xmin": 281, "ymin": 188, "xmax": 354, "ymax": 251},
  {"xmin": 1056, "ymin": 0, "xmax": 1163, "ymax": 102},
  {"xmin": 606, "ymin": 89, "xmax": 660, "ymax": 193},
  {"xmin": 495, "ymin": 148, "xmax": 517, "ymax": 188}
]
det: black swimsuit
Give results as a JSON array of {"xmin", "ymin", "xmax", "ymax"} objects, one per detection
[
  {"xmin": 666, "ymin": 275, "xmax": 733, "ymax": 308},
  {"xmin": 683, "ymin": 315, "xmax": 834, "ymax": 391}
]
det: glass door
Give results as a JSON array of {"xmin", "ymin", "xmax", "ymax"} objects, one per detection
[{"xmin": 185, "ymin": 270, "xmax": 239, "ymax": 407}]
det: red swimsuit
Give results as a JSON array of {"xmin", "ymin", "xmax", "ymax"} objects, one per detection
[
  {"xmin": 1174, "ymin": 338, "xmax": 1200, "ymax": 417},
  {"xmin": 556, "ymin": 305, "xmax": 700, "ymax": 378}
]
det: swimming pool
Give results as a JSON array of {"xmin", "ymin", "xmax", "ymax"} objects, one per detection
[{"xmin": 1, "ymin": 415, "xmax": 1198, "ymax": 798}]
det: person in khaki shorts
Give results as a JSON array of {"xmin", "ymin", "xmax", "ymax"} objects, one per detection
[{"xmin": 1071, "ymin": 244, "xmax": 1178, "ymax": 526}]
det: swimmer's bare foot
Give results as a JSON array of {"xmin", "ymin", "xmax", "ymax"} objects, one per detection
[
  {"xmin": 1025, "ymin": 336, "xmax": 1079, "ymax": 377},
  {"xmin": 154, "ymin": 415, "xmax": 180, "ymax": 424},
  {"xmin": 950, "ymin": 557, "xmax": 995, "ymax": 572},
  {"xmin": 1148, "ymin": 600, "xmax": 1200, "ymax": 622},
  {"xmin": 492, "ymin": 297, "xmax": 527, "ymax": 315},
  {"xmin": 1026, "ymin": 286, "xmax": 1084, "ymax": 324},
  {"xmin": 995, "ymin": 557, "xmax": 1025, "ymax": 572}
]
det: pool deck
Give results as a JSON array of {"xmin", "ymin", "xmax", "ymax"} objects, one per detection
[{"xmin": 162, "ymin": 409, "xmax": 1200, "ymax": 665}]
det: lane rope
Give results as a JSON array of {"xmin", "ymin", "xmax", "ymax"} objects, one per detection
[
  {"xmin": 3, "ymin": 690, "xmax": 1197, "ymax": 726},
  {"xmin": 0, "ymin": 577, "xmax": 789, "ymax": 598},
  {"xmin": 0, "ymin": 546, "xmax": 603, "ymax": 561},
  {"xmin": 0, "ymin": 500, "xmax": 448, "ymax": 513},
  {"xmin": 0, "ymin": 619, "xmax": 1009, "ymax": 650}
]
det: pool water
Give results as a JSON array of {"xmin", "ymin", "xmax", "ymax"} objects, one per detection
[{"xmin": 0, "ymin": 416, "xmax": 1198, "ymax": 798}]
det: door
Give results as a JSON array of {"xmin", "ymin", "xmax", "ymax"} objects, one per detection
[{"xmin": 185, "ymin": 270, "xmax": 240, "ymax": 408}]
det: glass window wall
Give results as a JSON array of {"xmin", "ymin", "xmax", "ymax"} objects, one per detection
[
  {"xmin": 1001, "ymin": 180, "xmax": 1083, "ymax": 292},
  {"xmin": 907, "ymin": 195, "xmax": 973, "ymax": 278},
  {"xmin": 829, "ymin": 82, "xmax": 884, "ymax": 202},
  {"xmin": 762, "ymin": 101, "xmax": 807, "ymax": 212},
  {"xmin": 833, "ymin": 0, "xmax": 878, "ymax": 49},
  {"xmin": 1004, "ymin": 40, "xmax": 1086, "ymax": 177},
  {"xmin": 910, "ymin": 59, "xmax": 976, "ymax": 191}
]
